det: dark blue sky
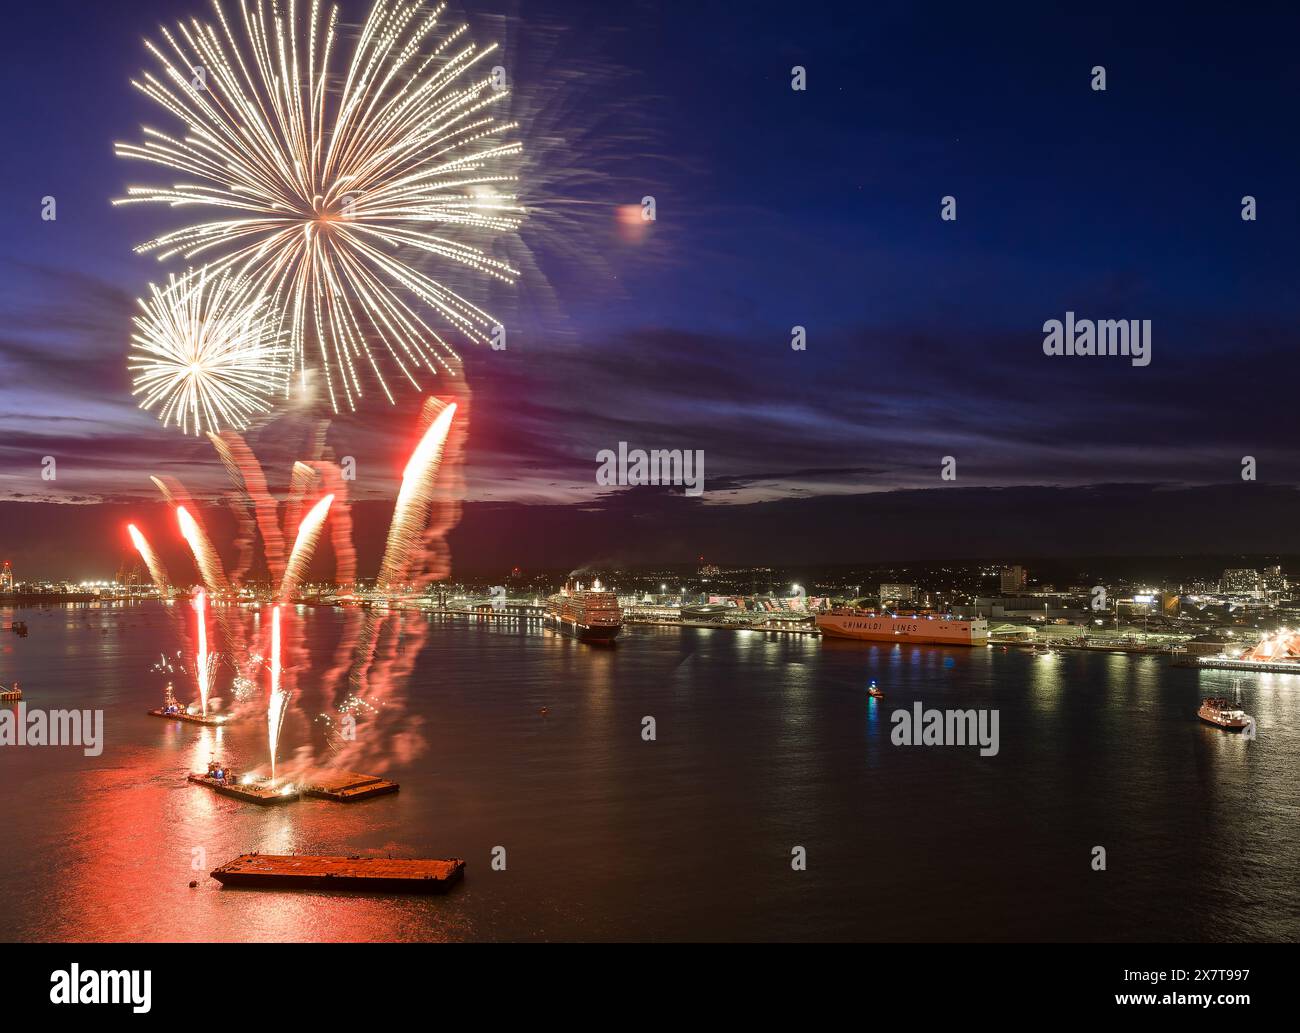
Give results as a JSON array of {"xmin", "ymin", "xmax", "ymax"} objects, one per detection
[{"xmin": 3, "ymin": 0, "xmax": 1300, "ymax": 573}]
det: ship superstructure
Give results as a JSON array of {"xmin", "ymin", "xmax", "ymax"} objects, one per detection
[{"xmin": 545, "ymin": 581, "xmax": 622, "ymax": 643}]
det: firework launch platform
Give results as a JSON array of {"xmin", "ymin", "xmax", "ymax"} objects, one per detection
[
  {"xmin": 187, "ymin": 771, "xmax": 300, "ymax": 805},
  {"xmin": 211, "ymin": 853, "xmax": 465, "ymax": 894},
  {"xmin": 300, "ymin": 771, "xmax": 400, "ymax": 802},
  {"xmin": 149, "ymin": 708, "xmax": 228, "ymax": 726}
]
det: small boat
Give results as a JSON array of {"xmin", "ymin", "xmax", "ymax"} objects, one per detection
[
  {"xmin": 867, "ymin": 680, "xmax": 884, "ymax": 698},
  {"xmin": 1198, "ymin": 697, "xmax": 1254, "ymax": 731}
]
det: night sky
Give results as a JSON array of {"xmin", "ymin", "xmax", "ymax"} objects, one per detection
[{"xmin": 4, "ymin": 0, "xmax": 1300, "ymax": 577}]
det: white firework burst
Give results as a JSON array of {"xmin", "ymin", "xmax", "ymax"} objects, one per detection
[
  {"xmin": 115, "ymin": 0, "xmax": 523, "ymax": 413},
  {"xmin": 129, "ymin": 269, "xmax": 290, "ymax": 436}
]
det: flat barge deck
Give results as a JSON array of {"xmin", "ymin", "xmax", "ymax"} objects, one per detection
[
  {"xmin": 187, "ymin": 772, "xmax": 299, "ymax": 805},
  {"xmin": 301, "ymin": 771, "xmax": 400, "ymax": 802},
  {"xmin": 149, "ymin": 708, "xmax": 228, "ymax": 725},
  {"xmin": 211, "ymin": 853, "xmax": 465, "ymax": 894}
]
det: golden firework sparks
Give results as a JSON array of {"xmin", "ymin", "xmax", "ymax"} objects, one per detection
[
  {"xmin": 129, "ymin": 268, "xmax": 290, "ymax": 435},
  {"xmin": 115, "ymin": 0, "xmax": 523, "ymax": 413}
]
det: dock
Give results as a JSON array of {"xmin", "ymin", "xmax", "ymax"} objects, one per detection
[
  {"xmin": 187, "ymin": 772, "xmax": 299, "ymax": 805},
  {"xmin": 625, "ymin": 618, "xmax": 820, "ymax": 636},
  {"xmin": 210, "ymin": 853, "xmax": 465, "ymax": 894},
  {"xmin": 300, "ymin": 771, "xmax": 400, "ymax": 802},
  {"xmin": 1176, "ymin": 657, "xmax": 1300, "ymax": 674}
]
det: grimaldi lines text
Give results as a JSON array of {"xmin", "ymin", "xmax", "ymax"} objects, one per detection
[{"xmin": 816, "ymin": 609, "xmax": 989, "ymax": 645}]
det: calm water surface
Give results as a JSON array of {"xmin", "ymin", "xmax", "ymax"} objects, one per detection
[{"xmin": 1, "ymin": 602, "xmax": 1297, "ymax": 942}]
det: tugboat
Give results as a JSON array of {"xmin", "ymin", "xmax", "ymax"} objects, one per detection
[
  {"xmin": 147, "ymin": 681, "xmax": 226, "ymax": 724},
  {"xmin": 187, "ymin": 758, "xmax": 298, "ymax": 805},
  {"xmin": 159, "ymin": 682, "xmax": 183, "ymax": 716},
  {"xmin": 202, "ymin": 759, "xmax": 237, "ymax": 785},
  {"xmin": 1198, "ymin": 697, "xmax": 1254, "ymax": 731}
]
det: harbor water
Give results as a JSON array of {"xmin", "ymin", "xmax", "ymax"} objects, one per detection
[{"xmin": 1, "ymin": 602, "xmax": 1297, "ymax": 942}]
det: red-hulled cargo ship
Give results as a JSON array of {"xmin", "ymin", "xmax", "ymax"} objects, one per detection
[{"xmin": 816, "ymin": 609, "xmax": 988, "ymax": 646}]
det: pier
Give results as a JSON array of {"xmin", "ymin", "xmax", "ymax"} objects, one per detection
[
  {"xmin": 627, "ymin": 617, "xmax": 819, "ymax": 635},
  {"xmin": 1176, "ymin": 656, "xmax": 1300, "ymax": 674},
  {"xmin": 211, "ymin": 853, "xmax": 465, "ymax": 894}
]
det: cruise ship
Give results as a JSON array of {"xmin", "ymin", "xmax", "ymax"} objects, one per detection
[
  {"xmin": 816, "ymin": 609, "xmax": 988, "ymax": 646},
  {"xmin": 545, "ymin": 581, "xmax": 622, "ymax": 643}
]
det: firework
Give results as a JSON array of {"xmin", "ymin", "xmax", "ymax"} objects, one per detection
[
  {"xmin": 127, "ymin": 524, "xmax": 171, "ymax": 595},
  {"xmin": 283, "ymin": 462, "xmax": 319, "ymax": 551},
  {"xmin": 176, "ymin": 504, "xmax": 230, "ymax": 593},
  {"xmin": 116, "ymin": 0, "xmax": 523, "ymax": 412},
  {"xmin": 193, "ymin": 589, "xmax": 211, "ymax": 716},
  {"xmin": 268, "ymin": 605, "xmax": 287, "ymax": 785},
  {"xmin": 129, "ymin": 269, "xmax": 289, "ymax": 435},
  {"xmin": 376, "ymin": 401, "xmax": 457, "ymax": 592},
  {"xmin": 280, "ymin": 494, "xmax": 335, "ymax": 602}
]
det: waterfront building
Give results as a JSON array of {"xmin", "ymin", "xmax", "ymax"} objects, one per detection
[
  {"xmin": 879, "ymin": 583, "xmax": 917, "ymax": 604},
  {"xmin": 1222, "ymin": 568, "xmax": 1261, "ymax": 598}
]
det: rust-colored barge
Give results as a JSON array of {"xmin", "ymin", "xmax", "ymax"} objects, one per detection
[
  {"xmin": 148, "ymin": 682, "xmax": 227, "ymax": 725},
  {"xmin": 187, "ymin": 761, "xmax": 299, "ymax": 805},
  {"xmin": 151, "ymin": 709, "xmax": 228, "ymax": 726},
  {"xmin": 211, "ymin": 853, "xmax": 465, "ymax": 894},
  {"xmin": 300, "ymin": 771, "xmax": 400, "ymax": 802}
]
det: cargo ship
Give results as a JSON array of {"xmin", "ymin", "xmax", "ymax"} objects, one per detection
[
  {"xmin": 545, "ymin": 581, "xmax": 622, "ymax": 643},
  {"xmin": 816, "ymin": 609, "xmax": 988, "ymax": 646}
]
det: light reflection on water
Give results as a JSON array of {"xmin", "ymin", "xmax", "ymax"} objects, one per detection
[{"xmin": 0, "ymin": 602, "xmax": 1297, "ymax": 942}]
